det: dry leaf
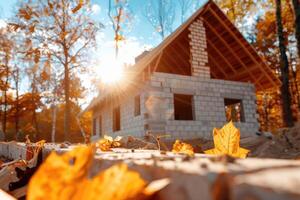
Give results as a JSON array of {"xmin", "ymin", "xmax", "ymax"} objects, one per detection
[
  {"xmin": 204, "ymin": 121, "xmax": 250, "ymax": 158},
  {"xmin": 27, "ymin": 146, "xmax": 95, "ymax": 200},
  {"xmin": 96, "ymin": 135, "xmax": 122, "ymax": 151},
  {"xmin": 27, "ymin": 146, "xmax": 168, "ymax": 200},
  {"xmin": 80, "ymin": 164, "xmax": 147, "ymax": 200},
  {"xmin": 172, "ymin": 140, "xmax": 194, "ymax": 156}
]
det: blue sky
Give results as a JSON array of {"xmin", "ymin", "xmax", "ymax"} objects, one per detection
[
  {"xmin": 0, "ymin": 0, "xmax": 207, "ymax": 66},
  {"xmin": 0, "ymin": 0, "xmax": 207, "ymax": 104},
  {"xmin": 89, "ymin": 0, "xmax": 206, "ymax": 65}
]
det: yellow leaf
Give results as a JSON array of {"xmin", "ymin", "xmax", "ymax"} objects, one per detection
[
  {"xmin": 97, "ymin": 138, "xmax": 112, "ymax": 151},
  {"xmin": 172, "ymin": 140, "xmax": 194, "ymax": 156},
  {"xmin": 96, "ymin": 135, "xmax": 122, "ymax": 151},
  {"xmin": 204, "ymin": 121, "xmax": 250, "ymax": 158},
  {"xmin": 27, "ymin": 146, "xmax": 167, "ymax": 200},
  {"xmin": 81, "ymin": 164, "xmax": 147, "ymax": 200},
  {"xmin": 27, "ymin": 146, "xmax": 95, "ymax": 200}
]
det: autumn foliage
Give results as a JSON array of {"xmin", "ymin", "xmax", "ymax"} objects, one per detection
[
  {"xmin": 205, "ymin": 122, "xmax": 250, "ymax": 158},
  {"xmin": 0, "ymin": 0, "xmax": 299, "ymax": 143},
  {"xmin": 172, "ymin": 140, "xmax": 194, "ymax": 156},
  {"xmin": 27, "ymin": 146, "xmax": 168, "ymax": 200},
  {"xmin": 96, "ymin": 135, "xmax": 122, "ymax": 151}
]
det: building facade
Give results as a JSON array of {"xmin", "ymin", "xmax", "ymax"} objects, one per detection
[{"xmin": 85, "ymin": 1, "xmax": 279, "ymax": 140}]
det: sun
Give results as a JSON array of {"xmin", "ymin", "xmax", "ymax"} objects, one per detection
[{"xmin": 98, "ymin": 60, "xmax": 124, "ymax": 84}]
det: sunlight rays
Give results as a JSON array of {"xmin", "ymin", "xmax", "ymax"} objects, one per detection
[{"xmin": 98, "ymin": 60, "xmax": 124, "ymax": 84}]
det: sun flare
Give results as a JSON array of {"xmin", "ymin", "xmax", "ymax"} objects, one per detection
[{"xmin": 98, "ymin": 60, "xmax": 124, "ymax": 84}]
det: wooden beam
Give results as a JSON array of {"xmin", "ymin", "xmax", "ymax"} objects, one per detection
[
  {"xmin": 173, "ymin": 40, "xmax": 190, "ymax": 61},
  {"xmin": 207, "ymin": 54, "xmax": 228, "ymax": 78},
  {"xmin": 209, "ymin": 67, "xmax": 218, "ymax": 78},
  {"xmin": 230, "ymin": 67, "xmax": 263, "ymax": 85},
  {"xmin": 204, "ymin": 19, "xmax": 264, "ymax": 89},
  {"xmin": 182, "ymin": 31, "xmax": 231, "ymax": 79},
  {"xmin": 207, "ymin": 5, "xmax": 279, "ymax": 88},
  {"xmin": 131, "ymin": 3, "xmax": 211, "ymax": 75},
  {"xmin": 153, "ymin": 51, "xmax": 163, "ymax": 72},
  {"xmin": 168, "ymin": 44, "xmax": 190, "ymax": 70},
  {"xmin": 206, "ymin": 38, "xmax": 237, "ymax": 74},
  {"xmin": 162, "ymin": 49, "xmax": 187, "ymax": 75},
  {"xmin": 178, "ymin": 36, "xmax": 190, "ymax": 53}
]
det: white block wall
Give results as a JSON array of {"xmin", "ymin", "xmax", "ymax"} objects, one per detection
[
  {"xmin": 92, "ymin": 88, "xmax": 147, "ymax": 140},
  {"xmin": 189, "ymin": 18, "xmax": 210, "ymax": 78},
  {"xmin": 92, "ymin": 18, "xmax": 259, "ymax": 140},
  {"xmin": 145, "ymin": 72, "xmax": 258, "ymax": 139}
]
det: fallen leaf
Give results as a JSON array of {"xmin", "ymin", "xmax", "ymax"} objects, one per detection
[
  {"xmin": 96, "ymin": 135, "xmax": 122, "ymax": 151},
  {"xmin": 81, "ymin": 164, "xmax": 147, "ymax": 200},
  {"xmin": 27, "ymin": 146, "xmax": 95, "ymax": 200},
  {"xmin": 27, "ymin": 146, "xmax": 168, "ymax": 200},
  {"xmin": 204, "ymin": 121, "xmax": 250, "ymax": 158},
  {"xmin": 172, "ymin": 140, "xmax": 194, "ymax": 156}
]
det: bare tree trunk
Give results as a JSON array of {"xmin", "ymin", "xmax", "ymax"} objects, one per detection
[
  {"xmin": 62, "ymin": 0, "xmax": 70, "ymax": 141},
  {"xmin": 3, "ymin": 89, "xmax": 7, "ymax": 137},
  {"xmin": 31, "ymin": 77, "xmax": 39, "ymax": 141},
  {"xmin": 3, "ymin": 60, "xmax": 9, "ymax": 139},
  {"xmin": 32, "ymin": 109, "xmax": 39, "ymax": 141},
  {"xmin": 115, "ymin": 39, "xmax": 119, "ymax": 59},
  {"xmin": 292, "ymin": 0, "xmax": 300, "ymax": 59},
  {"xmin": 276, "ymin": 0, "xmax": 294, "ymax": 127},
  {"xmin": 289, "ymin": 53, "xmax": 300, "ymax": 110},
  {"xmin": 263, "ymin": 93, "xmax": 270, "ymax": 131},
  {"xmin": 230, "ymin": 0, "xmax": 237, "ymax": 23},
  {"xmin": 76, "ymin": 116, "xmax": 86, "ymax": 139},
  {"xmin": 158, "ymin": 0, "xmax": 165, "ymax": 39},
  {"xmin": 15, "ymin": 68, "xmax": 19, "ymax": 140},
  {"xmin": 64, "ymin": 63, "xmax": 70, "ymax": 141},
  {"xmin": 51, "ymin": 104, "xmax": 57, "ymax": 143}
]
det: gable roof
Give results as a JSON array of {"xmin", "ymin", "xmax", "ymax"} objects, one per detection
[{"xmin": 82, "ymin": 0, "xmax": 280, "ymax": 114}]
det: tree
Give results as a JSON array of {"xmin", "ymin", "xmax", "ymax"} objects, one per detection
[
  {"xmin": 192, "ymin": 0, "xmax": 203, "ymax": 11},
  {"xmin": 292, "ymin": 0, "xmax": 300, "ymax": 60},
  {"xmin": 16, "ymin": 0, "xmax": 99, "ymax": 140},
  {"xmin": 178, "ymin": 0, "xmax": 193, "ymax": 23},
  {"xmin": 0, "ymin": 26, "xmax": 13, "ymax": 138},
  {"xmin": 145, "ymin": 0, "xmax": 175, "ymax": 40},
  {"xmin": 11, "ymin": 66, "xmax": 20, "ymax": 137},
  {"xmin": 13, "ymin": 92, "xmax": 42, "ymax": 141},
  {"xmin": 275, "ymin": 0, "xmax": 294, "ymax": 127},
  {"xmin": 214, "ymin": 0, "xmax": 260, "ymax": 32},
  {"xmin": 108, "ymin": 0, "xmax": 131, "ymax": 58}
]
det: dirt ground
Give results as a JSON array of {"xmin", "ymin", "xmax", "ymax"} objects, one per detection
[{"xmin": 121, "ymin": 123, "xmax": 300, "ymax": 159}]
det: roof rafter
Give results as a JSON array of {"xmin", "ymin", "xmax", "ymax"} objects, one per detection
[
  {"xmin": 206, "ymin": 37, "xmax": 237, "ymax": 74},
  {"xmin": 207, "ymin": 4, "xmax": 279, "ymax": 88},
  {"xmin": 207, "ymin": 54, "xmax": 229, "ymax": 78},
  {"xmin": 203, "ymin": 18, "xmax": 264, "ymax": 89}
]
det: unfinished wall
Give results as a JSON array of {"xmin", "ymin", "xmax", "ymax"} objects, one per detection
[
  {"xmin": 92, "ymin": 88, "xmax": 147, "ymax": 140},
  {"xmin": 145, "ymin": 72, "xmax": 258, "ymax": 139},
  {"xmin": 189, "ymin": 18, "xmax": 210, "ymax": 79},
  {"xmin": 91, "ymin": 18, "xmax": 259, "ymax": 140}
]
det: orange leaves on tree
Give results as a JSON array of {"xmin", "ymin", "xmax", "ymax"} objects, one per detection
[
  {"xmin": 204, "ymin": 121, "xmax": 250, "ymax": 158},
  {"xmin": 72, "ymin": 0, "xmax": 85, "ymax": 13},
  {"xmin": 114, "ymin": 34, "xmax": 125, "ymax": 42},
  {"xmin": 27, "ymin": 146, "xmax": 169, "ymax": 200},
  {"xmin": 172, "ymin": 140, "xmax": 194, "ymax": 156},
  {"xmin": 19, "ymin": 8, "xmax": 31, "ymax": 20},
  {"xmin": 96, "ymin": 135, "xmax": 122, "ymax": 151}
]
